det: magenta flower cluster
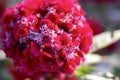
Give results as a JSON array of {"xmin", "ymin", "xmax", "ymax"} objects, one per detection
[{"xmin": 1, "ymin": 0, "xmax": 93, "ymax": 79}]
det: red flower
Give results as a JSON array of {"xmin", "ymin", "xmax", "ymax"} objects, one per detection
[
  {"xmin": 87, "ymin": 17, "xmax": 105, "ymax": 35},
  {"xmin": 45, "ymin": 72, "xmax": 77, "ymax": 80},
  {"xmin": 2, "ymin": 0, "xmax": 93, "ymax": 79}
]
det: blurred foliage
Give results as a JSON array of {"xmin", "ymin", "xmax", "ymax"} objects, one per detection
[
  {"xmin": 113, "ymin": 67, "xmax": 120, "ymax": 77},
  {"xmin": 75, "ymin": 65, "xmax": 96, "ymax": 76},
  {"xmin": 0, "ymin": 59, "xmax": 13, "ymax": 80}
]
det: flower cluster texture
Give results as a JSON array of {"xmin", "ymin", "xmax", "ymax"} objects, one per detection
[{"xmin": 2, "ymin": 0, "xmax": 93, "ymax": 79}]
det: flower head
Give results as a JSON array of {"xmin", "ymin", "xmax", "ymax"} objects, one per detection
[{"xmin": 2, "ymin": 0, "xmax": 93, "ymax": 79}]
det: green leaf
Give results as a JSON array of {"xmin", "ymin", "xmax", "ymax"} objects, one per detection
[{"xmin": 75, "ymin": 65, "xmax": 96, "ymax": 76}]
